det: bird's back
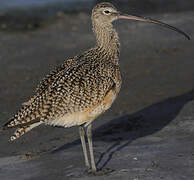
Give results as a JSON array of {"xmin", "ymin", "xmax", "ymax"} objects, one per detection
[{"xmin": 5, "ymin": 47, "xmax": 121, "ymax": 130}]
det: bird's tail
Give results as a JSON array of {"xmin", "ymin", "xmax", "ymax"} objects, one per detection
[
  {"xmin": 3, "ymin": 103, "xmax": 41, "ymax": 130},
  {"xmin": 10, "ymin": 122, "xmax": 42, "ymax": 141},
  {"xmin": 3, "ymin": 103, "xmax": 43, "ymax": 141}
]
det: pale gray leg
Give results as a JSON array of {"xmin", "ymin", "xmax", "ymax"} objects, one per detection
[
  {"xmin": 79, "ymin": 126, "xmax": 90, "ymax": 170},
  {"xmin": 86, "ymin": 123, "xmax": 97, "ymax": 172}
]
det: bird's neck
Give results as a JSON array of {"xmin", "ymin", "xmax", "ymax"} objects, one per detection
[{"xmin": 93, "ymin": 22, "xmax": 120, "ymax": 63}]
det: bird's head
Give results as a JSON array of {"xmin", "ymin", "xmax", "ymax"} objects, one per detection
[
  {"xmin": 92, "ymin": 2, "xmax": 190, "ymax": 40},
  {"xmin": 92, "ymin": 2, "xmax": 119, "ymax": 24}
]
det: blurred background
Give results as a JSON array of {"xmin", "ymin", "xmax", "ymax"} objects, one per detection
[
  {"xmin": 0, "ymin": 1, "xmax": 194, "ymax": 180},
  {"xmin": 0, "ymin": 0, "xmax": 194, "ymax": 31}
]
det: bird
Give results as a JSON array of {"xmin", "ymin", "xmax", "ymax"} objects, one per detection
[{"xmin": 3, "ymin": 2, "xmax": 190, "ymax": 173}]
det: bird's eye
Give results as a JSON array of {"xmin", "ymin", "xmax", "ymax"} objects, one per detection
[{"xmin": 104, "ymin": 10, "xmax": 110, "ymax": 15}]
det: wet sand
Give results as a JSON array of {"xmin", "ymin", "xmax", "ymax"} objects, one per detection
[{"xmin": 0, "ymin": 10, "xmax": 194, "ymax": 180}]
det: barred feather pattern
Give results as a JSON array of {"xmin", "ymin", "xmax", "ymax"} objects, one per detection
[
  {"xmin": 10, "ymin": 122, "xmax": 42, "ymax": 141},
  {"xmin": 6, "ymin": 46, "xmax": 121, "ymax": 128},
  {"xmin": 4, "ymin": 2, "xmax": 122, "ymax": 140}
]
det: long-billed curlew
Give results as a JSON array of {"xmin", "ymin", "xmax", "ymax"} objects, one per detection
[{"xmin": 3, "ymin": 2, "xmax": 190, "ymax": 173}]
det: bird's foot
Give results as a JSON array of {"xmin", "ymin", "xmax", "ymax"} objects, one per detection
[{"xmin": 86, "ymin": 168, "xmax": 114, "ymax": 176}]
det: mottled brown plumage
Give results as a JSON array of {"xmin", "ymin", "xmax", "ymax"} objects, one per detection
[
  {"xmin": 4, "ymin": 2, "xmax": 189, "ymax": 173},
  {"xmin": 4, "ymin": 3, "xmax": 121, "ymax": 142}
]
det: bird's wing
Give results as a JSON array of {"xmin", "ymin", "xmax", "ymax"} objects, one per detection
[
  {"xmin": 22, "ymin": 49, "xmax": 94, "ymax": 107},
  {"xmin": 4, "ymin": 55, "xmax": 79, "ymax": 129},
  {"xmin": 22, "ymin": 57, "xmax": 77, "ymax": 106},
  {"xmin": 4, "ymin": 51, "xmax": 117, "ymax": 129},
  {"xmin": 39, "ymin": 61, "xmax": 116, "ymax": 122}
]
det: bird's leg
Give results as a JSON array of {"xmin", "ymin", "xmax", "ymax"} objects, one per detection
[
  {"xmin": 86, "ymin": 123, "xmax": 97, "ymax": 172},
  {"xmin": 79, "ymin": 125, "xmax": 90, "ymax": 170}
]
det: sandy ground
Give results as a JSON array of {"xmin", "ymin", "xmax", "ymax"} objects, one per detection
[{"xmin": 0, "ymin": 10, "xmax": 194, "ymax": 180}]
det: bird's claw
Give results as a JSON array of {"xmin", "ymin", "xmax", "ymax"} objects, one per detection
[{"xmin": 86, "ymin": 168, "xmax": 114, "ymax": 176}]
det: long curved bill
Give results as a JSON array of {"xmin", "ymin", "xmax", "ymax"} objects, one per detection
[{"xmin": 118, "ymin": 13, "xmax": 190, "ymax": 40}]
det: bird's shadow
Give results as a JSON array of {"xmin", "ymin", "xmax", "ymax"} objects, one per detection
[{"xmin": 52, "ymin": 90, "xmax": 194, "ymax": 169}]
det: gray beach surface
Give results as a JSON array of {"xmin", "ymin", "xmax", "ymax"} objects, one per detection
[{"xmin": 0, "ymin": 3, "xmax": 194, "ymax": 180}]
